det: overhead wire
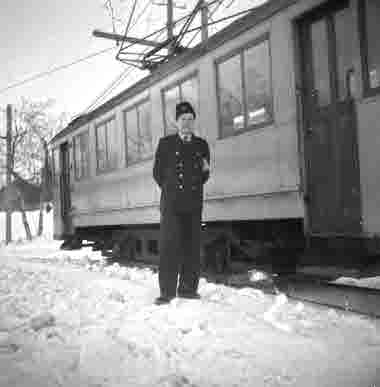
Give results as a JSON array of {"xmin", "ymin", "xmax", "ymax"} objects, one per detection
[
  {"xmin": 171, "ymin": 0, "xmax": 205, "ymax": 52},
  {"xmin": 1, "ymin": 0, "xmax": 261, "ymax": 118},
  {"xmin": 185, "ymin": 0, "xmax": 226, "ymax": 47},
  {"xmin": 84, "ymin": 36, "xmax": 162, "ymax": 113},
  {"xmin": 145, "ymin": 0, "xmax": 156, "ymax": 30},
  {"xmin": 124, "ymin": 0, "xmax": 139, "ymax": 38},
  {"xmin": 178, "ymin": 3, "xmax": 260, "ymax": 36},
  {"xmin": 81, "ymin": 0, "xmax": 261, "ymax": 114},
  {"xmin": 117, "ymin": 0, "xmax": 222, "ymax": 53},
  {"xmin": 83, "ymin": 0, "xmax": 160, "ymax": 113},
  {"xmin": 0, "ymin": 1, "xmax": 152, "ymax": 98},
  {"xmin": 116, "ymin": 0, "xmax": 154, "ymax": 57},
  {"xmin": 0, "ymin": 46, "xmax": 117, "ymax": 96},
  {"xmin": 81, "ymin": 0, "xmax": 145, "ymax": 113},
  {"xmin": 82, "ymin": 67, "xmax": 135, "ymax": 113},
  {"xmin": 0, "ymin": 0, "xmax": 241, "ymax": 98}
]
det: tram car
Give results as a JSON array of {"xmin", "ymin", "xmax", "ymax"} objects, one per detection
[{"xmin": 50, "ymin": 0, "xmax": 380, "ymax": 269}]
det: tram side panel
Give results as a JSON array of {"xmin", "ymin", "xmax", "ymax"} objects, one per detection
[
  {"xmin": 55, "ymin": 12, "xmax": 305, "ymax": 234},
  {"xmin": 201, "ymin": 12, "xmax": 303, "ymax": 222},
  {"xmin": 70, "ymin": 128, "xmax": 160, "ymax": 228},
  {"xmin": 71, "ymin": 163, "xmax": 160, "ymax": 227},
  {"xmin": 357, "ymin": 99, "xmax": 380, "ymax": 236}
]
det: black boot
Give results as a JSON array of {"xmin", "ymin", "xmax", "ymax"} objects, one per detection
[
  {"xmin": 177, "ymin": 291, "xmax": 201, "ymax": 299},
  {"xmin": 154, "ymin": 296, "xmax": 173, "ymax": 305}
]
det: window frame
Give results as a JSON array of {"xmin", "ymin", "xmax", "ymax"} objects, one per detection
[
  {"xmin": 73, "ymin": 129, "xmax": 90, "ymax": 181},
  {"xmin": 215, "ymin": 33, "xmax": 274, "ymax": 139},
  {"xmin": 123, "ymin": 97, "xmax": 153, "ymax": 167},
  {"xmin": 358, "ymin": 0, "xmax": 380, "ymax": 97},
  {"xmin": 161, "ymin": 71, "xmax": 200, "ymax": 135},
  {"xmin": 95, "ymin": 115, "xmax": 118, "ymax": 175}
]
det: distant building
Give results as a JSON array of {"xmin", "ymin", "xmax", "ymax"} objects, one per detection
[{"xmin": 0, "ymin": 173, "xmax": 43, "ymax": 211}]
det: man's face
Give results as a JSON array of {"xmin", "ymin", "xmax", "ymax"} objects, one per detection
[{"xmin": 177, "ymin": 112, "xmax": 195, "ymax": 135}]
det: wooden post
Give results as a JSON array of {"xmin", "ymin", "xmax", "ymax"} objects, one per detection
[
  {"xmin": 201, "ymin": 0, "xmax": 208, "ymax": 42},
  {"xmin": 6, "ymin": 104, "xmax": 12, "ymax": 244},
  {"xmin": 167, "ymin": 0, "xmax": 174, "ymax": 54}
]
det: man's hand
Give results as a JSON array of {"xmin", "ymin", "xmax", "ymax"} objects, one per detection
[{"xmin": 202, "ymin": 158, "xmax": 210, "ymax": 172}]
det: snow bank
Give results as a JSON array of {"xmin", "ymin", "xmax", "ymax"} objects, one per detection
[{"xmin": 1, "ymin": 238, "xmax": 380, "ymax": 386}]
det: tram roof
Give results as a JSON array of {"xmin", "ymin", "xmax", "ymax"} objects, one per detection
[{"xmin": 51, "ymin": 0, "xmax": 297, "ymax": 144}]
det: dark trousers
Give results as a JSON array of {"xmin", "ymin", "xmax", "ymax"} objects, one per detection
[{"xmin": 159, "ymin": 207, "xmax": 202, "ymax": 298}]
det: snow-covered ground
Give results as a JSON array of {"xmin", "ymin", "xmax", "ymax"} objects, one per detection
[{"xmin": 1, "ymin": 238, "xmax": 380, "ymax": 387}]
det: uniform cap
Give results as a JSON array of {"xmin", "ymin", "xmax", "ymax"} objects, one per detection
[{"xmin": 176, "ymin": 101, "xmax": 196, "ymax": 121}]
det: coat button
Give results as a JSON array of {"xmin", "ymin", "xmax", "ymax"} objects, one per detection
[
  {"xmin": 176, "ymin": 151, "xmax": 180, "ymax": 156},
  {"xmin": 179, "ymin": 185, "xmax": 183, "ymax": 190},
  {"xmin": 178, "ymin": 173, "xmax": 183, "ymax": 178}
]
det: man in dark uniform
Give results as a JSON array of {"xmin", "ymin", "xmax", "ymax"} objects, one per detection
[{"xmin": 153, "ymin": 101, "xmax": 210, "ymax": 305}]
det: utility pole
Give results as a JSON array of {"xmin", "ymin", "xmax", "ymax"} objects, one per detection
[
  {"xmin": 201, "ymin": 0, "xmax": 209, "ymax": 42},
  {"xmin": 167, "ymin": 0, "xmax": 174, "ymax": 55},
  {"xmin": 93, "ymin": 0, "xmax": 183, "ymax": 49},
  {"xmin": 6, "ymin": 104, "xmax": 12, "ymax": 244},
  {"xmin": 93, "ymin": 0, "xmax": 202, "ymax": 69}
]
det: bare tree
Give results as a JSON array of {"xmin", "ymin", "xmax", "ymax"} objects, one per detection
[{"xmin": 0, "ymin": 98, "xmax": 68, "ymax": 239}]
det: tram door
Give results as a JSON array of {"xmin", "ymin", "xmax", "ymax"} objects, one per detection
[
  {"xmin": 298, "ymin": 1, "xmax": 362, "ymax": 235},
  {"xmin": 59, "ymin": 142, "xmax": 72, "ymax": 235}
]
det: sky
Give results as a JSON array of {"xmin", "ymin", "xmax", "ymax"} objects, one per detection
[
  {"xmin": 0, "ymin": 0, "xmax": 133, "ymax": 119},
  {"xmin": 0, "ymin": 0, "xmax": 268, "ymax": 130}
]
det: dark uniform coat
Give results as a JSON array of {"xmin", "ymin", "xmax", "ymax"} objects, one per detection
[
  {"xmin": 153, "ymin": 133, "xmax": 210, "ymax": 298},
  {"xmin": 153, "ymin": 133, "xmax": 210, "ymax": 213}
]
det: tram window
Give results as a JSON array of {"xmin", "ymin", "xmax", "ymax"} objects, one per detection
[
  {"xmin": 95, "ymin": 117, "xmax": 118, "ymax": 173},
  {"xmin": 217, "ymin": 37, "xmax": 273, "ymax": 138},
  {"xmin": 310, "ymin": 19, "xmax": 331, "ymax": 107},
  {"xmin": 96, "ymin": 124, "xmax": 107, "ymax": 171},
  {"xmin": 163, "ymin": 86, "xmax": 180, "ymax": 135},
  {"xmin": 139, "ymin": 101, "xmax": 153, "ymax": 159},
  {"xmin": 217, "ymin": 54, "xmax": 244, "ymax": 137},
  {"xmin": 124, "ymin": 99, "xmax": 152, "ymax": 166},
  {"xmin": 360, "ymin": 0, "xmax": 380, "ymax": 94},
  {"xmin": 244, "ymin": 40, "xmax": 272, "ymax": 127},
  {"xmin": 334, "ymin": 8, "xmax": 355, "ymax": 100},
  {"xmin": 125, "ymin": 108, "xmax": 139, "ymax": 164},
  {"xmin": 107, "ymin": 119, "xmax": 119, "ymax": 170},
  {"xmin": 162, "ymin": 74, "xmax": 199, "ymax": 135},
  {"xmin": 73, "ymin": 130, "xmax": 90, "ymax": 180}
]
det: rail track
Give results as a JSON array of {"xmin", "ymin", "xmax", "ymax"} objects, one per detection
[
  {"xmin": 273, "ymin": 274, "xmax": 380, "ymax": 318},
  {"xmin": 197, "ymin": 264, "xmax": 380, "ymax": 318}
]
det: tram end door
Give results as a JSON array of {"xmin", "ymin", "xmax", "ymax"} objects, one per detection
[
  {"xmin": 297, "ymin": 0, "xmax": 362, "ymax": 237},
  {"xmin": 59, "ymin": 141, "xmax": 73, "ymax": 237}
]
